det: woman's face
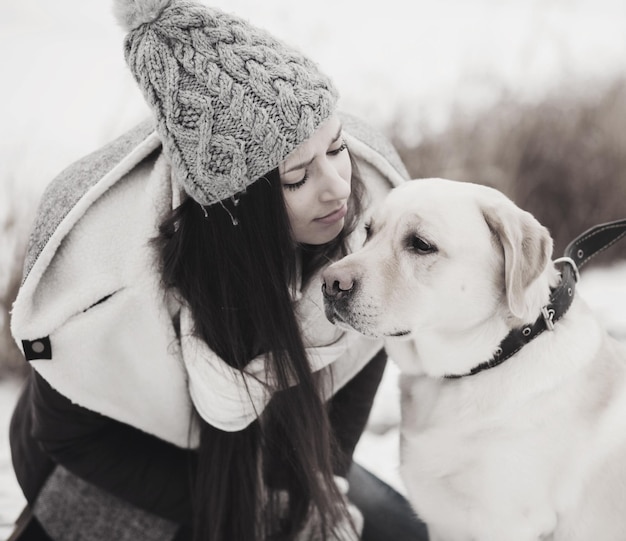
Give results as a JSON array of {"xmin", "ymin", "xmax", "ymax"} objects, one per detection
[{"xmin": 279, "ymin": 115, "xmax": 352, "ymax": 245}]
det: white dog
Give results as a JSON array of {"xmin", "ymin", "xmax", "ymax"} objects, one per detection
[{"xmin": 322, "ymin": 178, "xmax": 626, "ymax": 541}]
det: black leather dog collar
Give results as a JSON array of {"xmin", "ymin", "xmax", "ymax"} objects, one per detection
[{"xmin": 445, "ymin": 219, "xmax": 626, "ymax": 379}]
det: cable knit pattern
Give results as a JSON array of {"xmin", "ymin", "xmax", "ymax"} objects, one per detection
[{"xmin": 118, "ymin": 0, "xmax": 338, "ymax": 205}]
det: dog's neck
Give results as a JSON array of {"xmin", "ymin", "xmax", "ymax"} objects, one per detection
[
  {"xmin": 403, "ymin": 290, "xmax": 594, "ymax": 384},
  {"xmin": 420, "ymin": 219, "xmax": 626, "ymax": 380},
  {"xmin": 443, "ymin": 259, "xmax": 576, "ymax": 379},
  {"xmin": 394, "ymin": 261, "xmax": 557, "ymax": 379}
]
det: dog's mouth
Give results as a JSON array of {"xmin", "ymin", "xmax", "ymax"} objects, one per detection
[
  {"xmin": 324, "ymin": 305, "xmax": 353, "ymax": 331},
  {"xmin": 325, "ymin": 303, "xmax": 412, "ymax": 339},
  {"xmin": 325, "ymin": 303, "xmax": 375, "ymax": 336},
  {"xmin": 386, "ymin": 330, "xmax": 411, "ymax": 338}
]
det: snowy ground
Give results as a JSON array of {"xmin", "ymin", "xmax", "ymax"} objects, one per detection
[{"xmin": 2, "ymin": 0, "xmax": 626, "ymax": 537}]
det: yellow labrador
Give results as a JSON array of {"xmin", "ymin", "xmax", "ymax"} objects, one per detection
[{"xmin": 322, "ymin": 178, "xmax": 626, "ymax": 541}]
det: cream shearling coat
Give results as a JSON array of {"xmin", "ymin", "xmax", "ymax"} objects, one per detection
[{"xmin": 11, "ymin": 114, "xmax": 408, "ymax": 448}]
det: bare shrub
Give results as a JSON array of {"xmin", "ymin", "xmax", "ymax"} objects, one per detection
[
  {"xmin": 0, "ymin": 176, "xmax": 37, "ymax": 379},
  {"xmin": 391, "ymin": 78, "xmax": 626, "ymax": 266}
]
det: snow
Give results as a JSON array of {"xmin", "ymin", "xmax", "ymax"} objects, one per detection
[{"xmin": 2, "ymin": 0, "xmax": 626, "ymax": 536}]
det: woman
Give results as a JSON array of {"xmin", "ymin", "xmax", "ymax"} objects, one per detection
[{"xmin": 9, "ymin": 1, "xmax": 428, "ymax": 540}]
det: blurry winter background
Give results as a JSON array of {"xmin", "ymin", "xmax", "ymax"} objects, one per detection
[{"xmin": 2, "ymin": 0, "xmax": 626, "ymax": 536}]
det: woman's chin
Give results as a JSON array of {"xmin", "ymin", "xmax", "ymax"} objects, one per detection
[{"xmin": 298, "ymin": 220, "xmax": 345, "ymax": 245}]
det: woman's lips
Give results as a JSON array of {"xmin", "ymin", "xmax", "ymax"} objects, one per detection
[{"xmin": 315, "ymin": 204, "xmax": 348, "ymax": 224}]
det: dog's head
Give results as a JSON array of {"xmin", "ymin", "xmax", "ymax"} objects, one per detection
[{"xmin": 322, "ymin": 179, "xmax": 558, "ymax": 352}]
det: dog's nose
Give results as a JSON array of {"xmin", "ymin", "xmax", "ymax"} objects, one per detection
[
  {"xmin": 322, "ymin": 279, "xmax": 354, "ymax": 300},
  {"xmin": 322, "ymin": 268, "xmax": 356, "ymax": 301}
]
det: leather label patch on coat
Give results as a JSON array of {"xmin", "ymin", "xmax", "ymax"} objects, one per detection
[{"xmin": 22, "ymin": 337, "xmax": 52, "ymax": 361}]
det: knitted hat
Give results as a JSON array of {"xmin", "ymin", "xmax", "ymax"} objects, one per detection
[{"xmin": 113, "ymin": 0, "xmax": 338, "ymax": 206}]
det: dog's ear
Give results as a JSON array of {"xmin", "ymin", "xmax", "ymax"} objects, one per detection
[{"xmin": 482, "ymin": 201, "xmax": 553, "ymax": 320}]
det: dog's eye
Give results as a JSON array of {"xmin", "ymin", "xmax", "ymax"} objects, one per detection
[{"xmin": 408, "ymin": 235, "xmax": 437, "ymax": 255}]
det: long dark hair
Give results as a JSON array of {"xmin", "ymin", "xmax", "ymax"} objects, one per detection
[{"xmin": 155, "ymin": 157, "xmax": 364, "ymax": 541}]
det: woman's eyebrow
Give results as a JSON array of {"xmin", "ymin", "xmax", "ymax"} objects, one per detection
[
  {"xmin": 283, "ymin": 125, "xmax": 343, "ymax": 174},
  {"xmin": 284, "ymin": 156, "xmax": 314, "ymax": 174}
]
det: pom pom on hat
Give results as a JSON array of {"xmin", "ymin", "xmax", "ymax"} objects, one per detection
[
  {"xmin": 114, "ymin": 0, "xmax": 338, "ymax": 206},
  {"xmin": 112, "ymin": 0, "xmax": 172, "ymax": 31}
]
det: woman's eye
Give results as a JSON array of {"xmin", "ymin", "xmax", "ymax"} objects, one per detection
[
  {"xmin": 408, "ymin": 235, "xmax": 437, "ymax": 254},
  {"xmin": 283, "ymin": 173, "xmax": 308, "ymax": 191},
  {"xmin": 327, "ymin": 141, "xmax": 347, "ymax": 156}
]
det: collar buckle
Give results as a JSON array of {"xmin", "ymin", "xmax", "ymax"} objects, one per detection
[{"xmin": 541, "ymin": 306, "xmax": 556, "ymax": 331}]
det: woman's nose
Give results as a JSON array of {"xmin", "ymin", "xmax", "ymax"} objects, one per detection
[{"xmin": 318, "ymin": 161, "xmax": 350, "ymax": 201}]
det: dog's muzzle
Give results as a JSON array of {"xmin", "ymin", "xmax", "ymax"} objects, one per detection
[{"xmin": 322, "ymin": 276, "xmax": 411, "ymax": 337}]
